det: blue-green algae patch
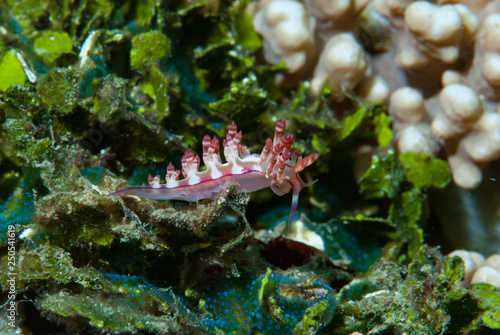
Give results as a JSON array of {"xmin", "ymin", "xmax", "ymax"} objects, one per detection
[{"xmin": 199, "ymin": 269, "xmax": 336, "ymax": 334}]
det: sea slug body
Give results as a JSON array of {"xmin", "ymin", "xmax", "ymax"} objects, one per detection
[{"xmin": 109, "ymin": 120, "xmax": 319, "ymax": 225}]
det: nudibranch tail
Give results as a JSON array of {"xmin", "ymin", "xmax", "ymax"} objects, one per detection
[{"xmin": 109, "ymin": 119, "xmax": 319, "ymax": 226}]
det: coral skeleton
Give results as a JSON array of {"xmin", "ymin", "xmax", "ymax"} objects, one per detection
[{"xmin": 110, "ymin": 120, "xmax": 319, "ymax": 225}]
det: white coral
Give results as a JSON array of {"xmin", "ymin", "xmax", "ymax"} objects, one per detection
[
  {"xmin": 471, "ymin": 14, "xmax": 500, "ymax": 99},
  {"xmin": 431, "ymin": 83, "xmax": 500, "ymax": 189},
  {"xmin": 253, "ymin": 0, "xmax": 317, "ymax": 74},
  {"xmin": 397, "ymin": 2, "xmax": 478, "ymax": 69},
  {"xmin": 304, "ymin": 0, "xmax": 370, "ymax": 31},
  {"xmin": 311, "ymin": 33, "xmax": 368, "ymax": 95},
  {"xmin": 389, "ymin": 87, "xmax": 438, "ymax": 156},
  {"xmin": 437, "ymin": 0, "xmax": 495, "ymax": 17},
  {"xmin": 373, "ymin": 0, "xmax": 415, "ymax": 27},
  {"xmin": 356, "ymin": 75, "xmax": 391, "ymax": 103},
  {"xmin": 249, "ymin": 0, "xmax": 500, "ymax": 190}
]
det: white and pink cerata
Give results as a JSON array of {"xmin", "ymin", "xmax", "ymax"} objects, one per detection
[{"xmin": 109, "ymin": 119, "xmax": 319, "ymax": 225}]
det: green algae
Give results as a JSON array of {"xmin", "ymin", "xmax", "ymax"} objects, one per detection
[
  {"xmin": 341, "ymin": 105, "xmax": 366, "ymax": 140},
  {"xmin": 25, "ymin": 138, "xmax": 51, "ymax": 162},
  {"xmin": 138, "ymin": 66, "xmax": 170, "ymax": 118},
  {"xmin": 399, "ymin": 151, "xmax": 450, "ymax": 189},
  {"xmin": 373, "ymin": 110, "xmax": 392, "ymax": 147},
  {"xmin": 36, "ymin": 268, "xmax": 201, "ymax": 333},
  {"xmin": 110, "ymin": 112, "xmax": 173, "ymax": 164},
  {"xmin": 341, "ymin": 102, "xmax": 391, "ymax": 147},
  {"xmin": 311, "ymin": 133, "xmax": 330, "ymax": 154},
  {"xmin": 41, "ymin": 292, "xmax": 182, "ymax": 332},
  {"xmin": 357, "ymin": 150, "xmax": 453, "ymax": 262},
  {"xmin": 134, "ymin": 0, "xmax": 158, "ymax": 27},
  {"xmin": 297, "ymin": 300, "xmax": 333, "ymax": 334},
  {"xmin": 258, "ymin": 268, "xmax": 273, "ymax": 306},
  {"xmin": 5, "ymin": 0, "xmax": 46, "ymax": 32},
  {"xmin": 130, "ymin": 30, "xmax": 170, "ymax": 70},
  {"xmin": 388, "ymin": 189, "xmax": 426, "ymax": 261},
  {"xmin": 281, "ymin": 82, "xmax": 339, "ymax": 130},
  {"xmin": 233, "ymin": 8, "xmax": 262, "ymax": 52},
  {"xmin": 93, "ymin": 74, "xmax": 129, "ymax": 121},
  {"xmin": 3, "ymin": 119, "xmax": 32, "ymax": 148},
  {"xmin": 194, "ymin": 39, "xmax": 255, "ymax": 93},
  {"xmin": 330, "ymin": 245, "xmax": 488, "ymax": 334},
  {"xmin": 34, "ymin": 30, "xmax": 74, "ymax": 64},
  {"xmin": 2, "ymin": 118, "xmax": 53, "ymax": 164},
  {"xmin": 208, "ymin": 76, "xmax": 274, "ymax": 122},
  {"xmin": 359, "ymin": 151, "xmax": 450, "ymax": 199},
  {"xmin": 0, "ymin": 51, "xmax": 28, "ymax": 91},
  {"xmin": 468, "ymin": 283, "xmax": 500, "ymax": 331},
  {"xmin": 36, "ymin": 68, "xmax": 80, "ymax": 115},
  {"xmin": 358, "ymin": 150, "xmax": 403, "ymax": 199}
]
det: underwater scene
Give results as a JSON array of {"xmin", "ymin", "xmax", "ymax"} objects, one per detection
[{"xmin": 1, "ymin": 0, "xmax": 500, "ymax": 334}]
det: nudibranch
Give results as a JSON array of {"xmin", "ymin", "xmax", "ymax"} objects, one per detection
[{"xmin": 109, "ymin": 120, "xmax": 319, "ymax": 226}]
